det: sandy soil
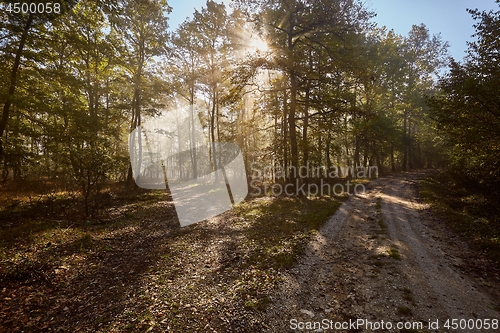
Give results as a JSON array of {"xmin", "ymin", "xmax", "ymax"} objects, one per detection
[{"xmin": 264, "ymin": 170, "xmax": 500, "ymax": 332}]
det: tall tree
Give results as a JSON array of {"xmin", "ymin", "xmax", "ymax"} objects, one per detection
[
  {"xmin": 194, "ymin": 1, "xmax": 232, "ymax": 179},
  {"xmin": 238, "ymin": 0, "xmax": 374, "ymax": 182},
  {"xmin": 401, "ymin": 24, "xmax": 448, "ymax": 170},
  {"xmin": 170, "ymin": 18, "xmax": 204, "ymax": 179},
  {"xmin": 109, "ymin": 0, "xmax": 171, "ymax": 186}
]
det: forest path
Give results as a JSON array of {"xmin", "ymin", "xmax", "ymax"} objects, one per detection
[{"xmin": 264, "ymin": 170, "xmax": 500, "ymax": 332}]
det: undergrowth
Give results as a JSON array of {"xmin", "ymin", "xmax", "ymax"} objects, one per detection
[
  {"xmin": 420, "ymin": 171, "xmax": 500, "ymax": 264},
  {"xmin": 233, "ymin": 195, "xmax": 345, "ymax": 271}
]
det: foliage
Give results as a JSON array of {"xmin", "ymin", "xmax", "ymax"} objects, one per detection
[
  {"xmin": 0, "ymin": 0, "xmax": 453, "ymax": 214},
  {"xmin": 428, "ymin": 1, "xmax": 500, "ymax": 196},
  {"xmin": 0, "ymin": 0, "xmax": 171, "ymax": 215}
]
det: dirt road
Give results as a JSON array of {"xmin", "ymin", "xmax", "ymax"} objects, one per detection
[{"xmin": 264, "ymin": 170, "xmax": 500, "ymax": 332}]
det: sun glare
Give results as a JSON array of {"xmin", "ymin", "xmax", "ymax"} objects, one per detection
[{"xmin": 250, "ymin": 38, "xmax": 269, "ymax": 52}]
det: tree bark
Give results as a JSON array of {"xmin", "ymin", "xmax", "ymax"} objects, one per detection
[
  {"xmin": 289, "ymin": 70, "xmax": 298, "ymax": 182},
  {"xmin": 402, "ymin": 109, "xmax": 408, "ymax": 171},
  {"xmin": 391, "ymin": 142, "xmax": 396, "ymax": 172},
  {"xmin": 283, "ymin": 89, "xmax": 289, "ymax": 181},
  {"xmin": 210, "ymin": 89, "xmax": 218, "ymax": 181},
  {"xmin": 302, "ymin": 85, "xmax": 310, "ymax": 181},
  {"xmin": 190, "ymin": 80, "xmax": 197, "ymax": 179}
]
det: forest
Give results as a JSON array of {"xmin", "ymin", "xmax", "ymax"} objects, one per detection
[
  {"xmin": 1, "ymin": 0, "xmax": 498, "ymax": 203},
  {"xmin": 1, "ymin": 0, "xmax": 500, "ymax": 332}
]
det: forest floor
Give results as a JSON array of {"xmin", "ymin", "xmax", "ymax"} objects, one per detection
[{"xmin": 1, "ymin": 171, "xmax": 499, "ymax": 332}]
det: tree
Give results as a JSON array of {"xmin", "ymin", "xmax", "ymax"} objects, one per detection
[
  {"xmin": 193, "ymin": 1, "xmax": 233, "ymax": 180},
  {"xmin": 428, "ymin": 1, "xmax": 500, "ymax": 194},
  {"xmin": 0, "ymin": 0, "xmax": 79, "ymax": 161},
  {"xmin": 36, "ymin": 0, "xmax": 126, "ymax": 215},
  {"xmin": 400, "ymin": 24, "xmax": 448, "ymax": 170},
  {"xmin": 169, "ymin": 18, "xmax": 204, "ymax": 179},
  {"xmin": 236, "ymin": 0, "xmax": 374, "ymax": 183},
  {"xmin": 109, "ymin": 0, "xmax": 171, "ymax": 186}
]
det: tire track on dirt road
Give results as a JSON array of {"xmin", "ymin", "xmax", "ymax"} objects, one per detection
[
  {"xmin": 264, "ymin": 171, "xmax": 499, "ymax": 332},
  {"xmin": 380, "ymin": 172, "xmax": 498, "ymax": 331}
]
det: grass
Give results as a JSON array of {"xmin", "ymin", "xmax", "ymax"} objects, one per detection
[
  {"xmin": 233, "ymin": 195, "xmax": 345, "ymax": 271},
  {"xmin": 244, "ymin": 296, "xmax": 271, "ymax": 310},
  {"xmin": 387, "ymin": 246, "xmax": 401, "ymax": 260},
  {"xmin": 420, "ymin": 171, "xmax": 500, "ymax": 264}
]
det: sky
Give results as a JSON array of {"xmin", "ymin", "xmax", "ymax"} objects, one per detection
[{"xmin": 167, "ymin": 0, "xmax": 500, "ymax": 61}]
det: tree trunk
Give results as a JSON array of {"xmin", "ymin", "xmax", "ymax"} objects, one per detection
[
  {"xmin": 289, "ymin": 71, "xmax": 298, "ymax": 183},
  {"xmin": 127, "ymin": 49, "xmax": 144, "ymax": 188},
  {"xmin": 12, "ymin": 112, "xmax": 21, "ymax": 180},
  {"xmin": 363, "ymin": 140, "xmax": 369, "ymax": 169},
  {"xmin": 402, "ymin": 109, "xmax": 408, "ymax": 171},
  {"xmin": 317, "ymin": 130, "xmax": 322, "ymax": 173},
  {"xmin": 326, "ymin": 131, "xmax": 332, "ymax": 170},
  {"xmin": 286, "ymin": 13, "xmax": 298, "ymax": 185},
  {"xmin": 408, "ymin": 117, "xmax": 413, "ymax": 170},
  {"xmin": 302, "ymin": 84, "xmax": 310, "ymax": 180},
  {"xmin": 375, "ymin": 148, "xmax": 382, "ymax": 175},
  {"xmin": 0, "ymin": 13, "xmax": 34, "ymax": 159},
  {"xmin": 190, "ymin": 85, "xmax": 197, "ymax": 179},
  {"xmin": 391, "ymin": 142, "xmax": 396, "ymax": 172},
  {"xmin": 283, "ymin": 89, "xmax": 289, "ymax": 181},
  {"xmin": 353, "ymin": 135, "xmax": 360, "ymax": 170},
  {"xmin": 210, "ymin": 89, "xmax": 218, "ymax": 181}
]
